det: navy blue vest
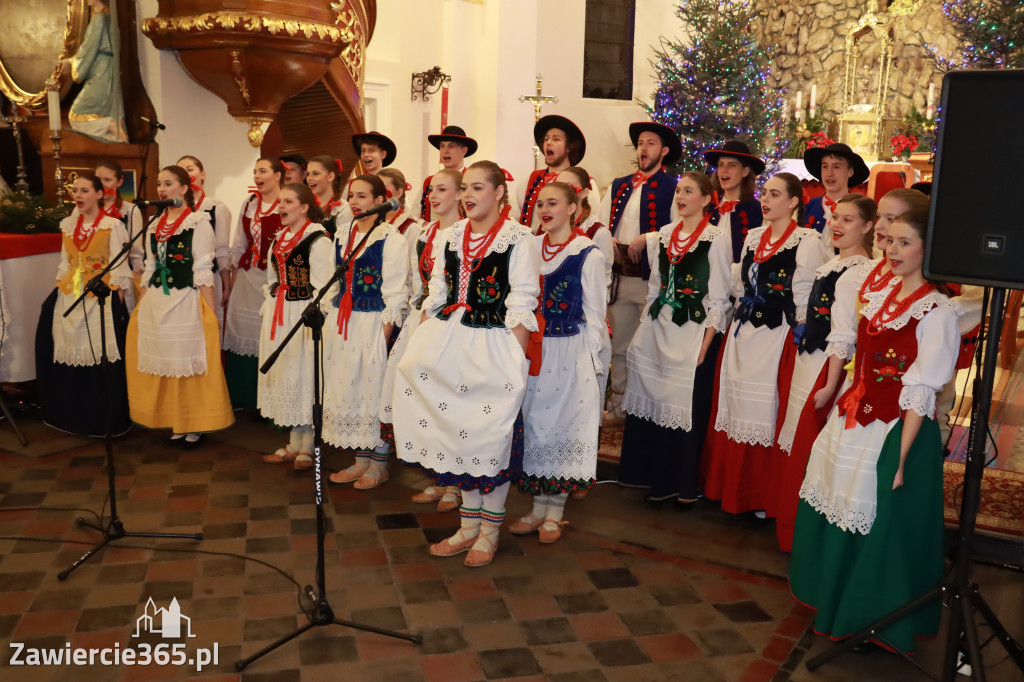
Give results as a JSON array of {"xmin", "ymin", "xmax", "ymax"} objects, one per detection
[
  {"xmin": 607, "ymin": 169, "xmax": 675, "ymax": 280},
  {"xmin": 333, "ymin": 231, "xmax": 386, "ymax": 313},
  {"xmin": 711, "ymin": 199, "xmax": 762, "ymax": 263},
  {"xmin": 542, "ymin": 246, "xmax": 597, "ymax": 337}
]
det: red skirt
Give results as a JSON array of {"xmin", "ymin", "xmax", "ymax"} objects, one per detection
[
  {"xmin": 774, "ymin": 362, "xmax": 844, "ymax": 552},
  {"xmin": 701, "ymin": 330, "xmax": 798, "ymax": 515}
]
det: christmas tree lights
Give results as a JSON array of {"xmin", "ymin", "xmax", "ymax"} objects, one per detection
[
  {"xmin": 644, "ymin": 0, "xmax": 788, "ymax": 176},
  {"xmin": 927, "ymin": 0, "xmax": 1024, "ymax": 70}
]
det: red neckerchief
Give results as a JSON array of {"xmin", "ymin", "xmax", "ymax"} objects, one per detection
[
  {"xmin": 336, "ymin": 222, "xmax": 372, "ymax": 340},
  {"xmin": 718, "ymin": 200, "xmax": 738, "ymax": 214},
  {"xmin": 270, "ymin": 221, "xmax": 311, "ymax": 340},
  {"xmin": 823, "ymin": 196, "xmax": 838, "ymax": 213}
]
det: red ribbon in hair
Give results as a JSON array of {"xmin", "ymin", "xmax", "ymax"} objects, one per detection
[
  {"xmin": 385, "ymin": 190, "xmax": 393, "ymax": 199},
  {"xmin": 570, "ymin": 184, "xmax": 583, "ymax": 193},
  {"xmin": 334, "ymin": 159, "xmax": 344, "ymax": 174},
  {"xmin": 405, "ymin": 182, "xmax": 413, "ymax": 192},
  {"xmin": 502, "ymin": 169, "xmax": 515, "ymax": 182}
]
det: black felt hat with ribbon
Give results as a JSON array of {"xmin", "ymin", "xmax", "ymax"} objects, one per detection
[
  {"xmin": 534, "ymin": 115, "xmax": 587, "ymax": 164},
  {"xmin": 351, "ymin": 131, "xmax": 397, "ymax": 167},
  {"xmin": 803, "ymin": 143, "xmax": 870, "ymax": 187},
  {"xmin": 628, "ymin": 121, "xmax": 682, "ymax": 166},
  {"xmin": 702, "ymin": 140, "xmax": 766, "ymax": 175},
  {"xmin": 427, "ymin": 125, "xmax": 478, "ymax": 157}
]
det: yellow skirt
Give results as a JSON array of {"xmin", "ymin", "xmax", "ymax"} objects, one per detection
[{"xmin": 126, "ymin": 297, "xmax": 234, "ymax": 434}]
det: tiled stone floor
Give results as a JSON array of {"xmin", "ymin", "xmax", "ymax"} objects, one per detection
[{"xmin": 0, "ymin": 410, "xmax": 1022, "ymax": 681}]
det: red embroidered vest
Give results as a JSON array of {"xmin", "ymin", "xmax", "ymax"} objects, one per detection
[
  {"xmin": 238, "ymin": 203, "xmax": 281, "ymax": 271},
  {"xmin": 837, "ymin": 315, "xmax": 921, "ymax": 428}
]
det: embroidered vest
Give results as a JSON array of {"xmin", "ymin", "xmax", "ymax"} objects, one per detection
[
  {"xmin": 607, "ymin": 169, "xmax": 675, "ymax": 280},
  {"xmin": 394, "ymin": 216, "xmax": 418, "ymax": 236},
  {"xmin": 436, "ymin": 244, "xmax": 513, "ymax": 329},
  {"xmin": 57, "ymin": 230, "xmax": 114, "ymax": 295},
  {"xmin": 542, "ymin": 246, "xmax": 596, "ymax": 337},
  {"xmin": 711, "ymin": 199, "xmax": 762, "ymax": 263},
  {"xmin": 238, "ymin": 197, "xmax": 280, "ymax": 271},
  {"xmin": 837, "ymin": 315, "xmax": 921, "ymax": 427},
  {"xmin": 649, "ymin": 240, "xmax": 712, "ymax": 327},
  {"xmin": 270, "ymin": 232, "xmax": 327, "ymax": 302},
  {"xmin": 414, "ymin": 238, "xmax": 433, "ymax": 309},
  {"xmin": 736, "ymin": 236, "xmax": 799, "ymax": 330},
  {"xmin": 519, "ymin": 169, "xmax": 551, "ymax": 228},
  {"xmin": 149, "ymin": 229, "xmax": 196, "ymax": 291},
  {"xmin": 800, "ymin": 268, "xmax": 845, "ymax": 355},
  {"xmin": 805, "ymin": 196, "xmax": 829, "ymax": 234},
  {"xmin": 419, "ymin": 174, "xmax": 433, "ymax": 221},
  {"xmin": 333, "ymin": 235, "xmax": 387, "ymax": 313}
]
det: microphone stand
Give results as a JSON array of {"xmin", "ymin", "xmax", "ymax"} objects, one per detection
[
  {"xmin": 58, "ymin": 207, "xmax": 202, "ymax": 581},
  {"xmin": 236, "ymin": 216, "xmax": 421, "ymax": 671}
]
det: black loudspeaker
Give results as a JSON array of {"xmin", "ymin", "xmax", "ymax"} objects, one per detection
[{"xmin": 926, "ymin": 69, "xmax": 1024, "ymax": 290}]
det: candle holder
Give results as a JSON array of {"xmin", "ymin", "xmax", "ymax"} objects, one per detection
[
  {"xmin": 1, "ymin": 106, "xmax": 31, "ymax": 193},
  {"xmin": 51, "ymin": 129, "xmax": 65, "ymax": 205}
]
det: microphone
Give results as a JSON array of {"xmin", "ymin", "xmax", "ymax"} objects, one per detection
[
  {"xmin": 133, "ymin": 197, "xmax": 183, "ymax": 209},
  {"xmin": 352, "ymin": 197, "xmax": 401, "ymax": 220},
  {"xmin": 140, "ymin": 115, "xmax": 167, "ymax": 130}
]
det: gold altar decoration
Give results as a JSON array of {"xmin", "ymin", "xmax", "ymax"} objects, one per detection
[
  {"xmin": 837, "ymin": 0, "xmax": 923, "ymax": 161},
  {"xmin": 0, "ymin": 0, "xmax": 88, "ymax": 108}
]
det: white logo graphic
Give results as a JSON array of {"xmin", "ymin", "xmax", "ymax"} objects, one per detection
[{"xmin": 133, "ymin": 597, "xmax": 196, "ymax": 639}]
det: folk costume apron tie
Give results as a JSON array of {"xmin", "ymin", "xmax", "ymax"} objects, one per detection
[
  {"xmin": 270, "ymin": 221, "xmax": 311, "ymax": 340},
  {"xmin": 70, "ymin": 212, "xmax": 103, "ymax": 297}
]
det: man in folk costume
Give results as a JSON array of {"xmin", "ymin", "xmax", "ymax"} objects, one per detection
[
  {"xmin": 597, "ymin": 121, "xmax": 681, "ymax": 427},
  {"xmin": 803, "ymin": 143, "xmax": 870, "ymax": 239},
  {"xmin": 281, "ymin": 154, "xmax": 308, "ymax": 185},
  {"xmin": 416, "ymin": 125, "xmax": 477, "ymax": 222},
  {"xmin": 519, "ymin": 115, "xmax": 601, "ymax": 231},
  {"xmin": 345, "ymin": 131, "xmax": 397, "ymax": 198}
]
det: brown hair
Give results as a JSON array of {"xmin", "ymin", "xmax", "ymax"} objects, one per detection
[
  {"xmin": 257, "ymin": 157, "xmax": 286, "ymax": 185},
  {"xmin": 539, "ymin": 182, "xmax": 581, "ymax": 223},
  {"xmin": 773, "ymin": 172, "xmax": 806, "ymax": 224},
  {"xmin": 892, "ymin": 205, "xmax": 952, "ymax": 296},
  {"xmin": 377, "ymin": 167, "xmax": 408, "ymax": 209},
  {"xmin": 711, "ymin": 164, "xmax": 756, "ymax": 202},
  {"xmin": 679, "ymin": 171, "xmax": 715, "ymax": 215},
  {"xmin": 352, "ymin": 174, "xmax": 388, "ymax": 201},
  {"xmin": 837, "ymin": 193, "xmax": 878, "ymax": 252},
  {"xmin": 882, "ymin": 188, "xmax": 929, "ymax": 215},
  {"xmin": 160, "ymin": 165, "xmax": 195, "ymax": 210},
  {"xmin": 282, "ymin": 183, "xmax": 325, "ymax": 224},
  {"xmin": 559, "ymin": 167, "xmax": 592, "ymax": 221},
  {"xmin": 75, "ymin": 172, "xmax": 104, "ymax": 193},
  {"xmin": 466, "ymin": 160, "xmax": 509, "ymax": 207},
  {"xmin": 96, "ymin": 159, "xmax": 124, "ymax": 180},
  {"xmin": 308, "ymin": 155, "xmax": 344, "ymax": 201},
  {"xmin": 176, "ymin": 155, "xmax": 204, "ymax": 172}
]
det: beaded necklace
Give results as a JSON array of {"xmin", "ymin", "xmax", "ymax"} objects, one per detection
[
  {"xmin": 667, "ymin": 214, "xmax": 711, "ymax": 264},
  {"xmin": 753, "ymin": 220, "xmax": 798, "ymax": 263},
  {"xmin": 859, "ymin": 258, "xmax": 895, "ymax": 304},
  {"xmin": 866, "ymin": 280, "xmax": 935, "ymax": 336}
]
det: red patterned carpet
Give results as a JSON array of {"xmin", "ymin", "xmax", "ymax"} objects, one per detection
[
  {"xmin": 597, "ymin": 426, "xmax": 623, "ymax": 463},
  {"xmin": 943, "ymin": 461, "xmax": 1024, "ymax": 537}
]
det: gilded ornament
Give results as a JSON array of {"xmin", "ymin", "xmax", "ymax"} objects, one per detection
[
  {"xmin": 141, "ymin": 12, "xmax": 344, "ymax": 44},
  {"xmin": 0, "ymin": 0, "xmax": 88, "ymax": 108}
]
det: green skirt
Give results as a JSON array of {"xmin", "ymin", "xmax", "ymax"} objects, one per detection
[
  {"xmin": 789, "ymin": 418, "xmax": 945, "ymax": 653},
  {"xmin": 224, "ymin": 351, "xmax": 259, "ymax": 411}
]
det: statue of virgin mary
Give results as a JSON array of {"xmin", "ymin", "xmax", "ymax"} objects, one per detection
[{"xmin": 61, "ymin": 0, "xmax": 128, "ymax": 143}]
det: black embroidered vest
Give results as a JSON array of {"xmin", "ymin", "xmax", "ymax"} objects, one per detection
[
  {"xmin": 270, "ymin": 231, "xmax": 327, "ymax": 302},
  {"xmin": 736, "ymin": 237, "xmax": 799, "ymax": 330},
  {"xmin": 149, "ymin": 229, "xmax": 196, "ymax": 291},
  {"xmin": 436, "ymin": 244, "xmax": 513, "ymax": 329}
]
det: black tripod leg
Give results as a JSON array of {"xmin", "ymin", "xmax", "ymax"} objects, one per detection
[
  {"xmin": 0, "ymin": 388, "xmax": 28, "ymax": 446},
  {"xmin": 123, "ymin": 531, "xmax": 204, "ymax": 541},
  {"xmin": 806, "ymin": 585, "xmax": 945, "ymax": 671},
  {"xmin": 971, "ymin": 586, "xmax": 1024, "ymax": 673},
  {"xmin": 333, "ymin": 618, "xmax": 423, "ymax": 644},
  {"xmin": 235, "ymin": 621, "xmax": 317, "ymax": 671},
  {"xmin": 959, "ymin": 592, "xmax": 988, "ymax": 682},
  {"xmin": 58, "ymin": 537, "xmax": 114, "ymax": 581}
]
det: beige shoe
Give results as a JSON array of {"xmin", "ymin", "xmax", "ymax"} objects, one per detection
[
  {"xmin": 508, "ymin": 514, "xmax": 545, "ymax": 535},
  {"xmin": 538, "ymin": 520, "xmax": 568, "ymax": 543}
]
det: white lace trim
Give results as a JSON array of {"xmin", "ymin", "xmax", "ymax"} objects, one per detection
[
  {"xmin": 60, "ymin": 213, "xmax": 124, "ymax": 236},
  {"xmin": 258, "ymin": 378, "xmax": 313, "ymax": 427},
  {"xmin": 322, "ymin": 407, "xmax": 385, "ymax": 450},
  {"xmin": 447, "ymin": 220, "xmax": 531, "ymax": 260},
  {"xmin": 136, "ymin": 355, "xmax": 207, "ymax": 379},
  {"xmin": 380, "ymin": 304, "xmax": 405, "ymax": 327},
  {"xmin": 742, "ymin": 225, "xmax": 814, "ymax": 254},
  {"xmin": 110, "ymin": 275, "xmax": 134, "ymax": 291},
  {"xmin": 795, "ymin": 306, "xmax": 807, "ymax": 324},
  {"xmin": 825, "ymin": 341, "xmax": 853, "ymax": 360},
  {"xmin": 816, "ymin": 254, "xmax": 872, "ymax": 277},
  {"xmin": 657, "ymin": 222, "xmax": 723, "ymax": 251},
  {"xmin": 578, "ymin": 216, "xmax": 601, "ymax": 234},
  {"xmin": 705, "ymin": 307, "xmax": 727, "ymax": 334},
  {"xmin": 860, "ymin": 288, "xmax": 963, "ymax": 331},
  {"xmin": 418, "ymin": 223, "xmax": 451, "ymax": 243},
  {"xmin": 538, "ymin": 233, "xmax": 598, "ymax": 273},
  {"xmin": 899, "ymin": 384, "xmax": 937, "ymax": 419},
  {"xmin": 714, "ymin": 413, "xmax": 775, "ymax": 447},
  {"xmin": 776, "ymin": 426, "xmax": 795, "ymax": 454},
  {"xmin": 505, "ymin": 309, "xmax": 538, "ymax": 332},
  {"xmin": 798, "ymin": 480, "xmax": 875, "ymax": 535},
  {"xmin": 853, "ymin": 258, "xmax": 891, "ymax": 291},
  {"xmin": 194, "ymin": 271, "xmax": 215, "ymax": 288},
  {"xmin": 523, "ymin": 437, "xmax": 597, "ymax": 481},
  {"xmin": 223, "ymin": 331, "xmax": 260, "ymax": 357},
  {"xmin": 54, "ymin": 346, "xmax": 122, "ymax": 367},
  {"xmin": 336, "ymin": 220, "xmax": 396, "ymax": 250},
  {"xmin": 622, "ymin": 390, "xmax": 692, "ymax": 431}
]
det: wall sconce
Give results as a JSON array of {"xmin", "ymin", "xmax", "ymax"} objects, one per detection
[{"xmin": 411, "ymin": 66, "xmax": 451, "ymax": 102}]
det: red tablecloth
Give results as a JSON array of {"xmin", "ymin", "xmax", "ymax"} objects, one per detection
[{"xmin": 0, "ymin": 232, "xmax": 62, "ymax": 260}]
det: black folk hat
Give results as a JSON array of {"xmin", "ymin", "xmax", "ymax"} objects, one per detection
[
  {"xmin": 427, "ymin": 125, "xmax": 478, "ymax": 157},
  {"xmin": 803, "ymin": 143, "xmax": 870, "ymax": 187},
  {"xmin": 628, "ymin": 121, "xmax": 682, "ymax": 166},
  {"xmin": 280, "ymin": 154, "xmax": 307, "ymax": 170},
  {"xmin": 534, "ymin": 115, "xmax": 587, "ymax": 164},
  {"xmin": 351, "ymin": 131, "xmax": 397, "ymax": 167},
  {"xmin": 702, "ymin": 140, "xmax": 766, "ymax": 175}
]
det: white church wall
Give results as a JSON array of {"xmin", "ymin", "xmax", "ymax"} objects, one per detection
[{"xmin": 135, "ymin": 0, "xmax": 260, "ymax": 211}]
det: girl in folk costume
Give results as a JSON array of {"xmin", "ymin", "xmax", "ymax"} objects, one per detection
[
  {"xmin": 773, "ymin": 194, "xmax": 875, "ymax": 551},
  {"xmin": 35, "ymin": 174, "xmax": 133, "ymax": 436},
  {"xmin": 618, "ymin": 173, "xmax": 732, "ymax": 506},
  {"xmin": 323, "ymin": 175, "xmax": 409, "ymax": 488},
  {"xmin": 95, "ymin": 160, "xmax": 143, "ymax": 307},
  {"xmin": 557, "ymin": 166, "xmax": 614, "ymax": 292},
  {"xmin": 224, "ymin": 157, "xmax": 286, "ymax": 410},
  {"xmin": 393, "ymin": 161, "xmax": 540, "ymax": 567},
  {"xmin": 379, "ymin": 167, "xmax": 422, "ymax": 258},
  {"xmin": 126, "ymin": 166, "xmax": 234, "ymax": 445},
  {"xmin": 702, "ymin": 173, "xmax": 828, "ymax": 514},
  {"xmin": 790, "ymin": 207, "xmax": 960, "ymax": 653},
  {"xmin": 703, "ymin": 140, "xmax": 765, "ymax": 267},
  {"xmin": 381, "ymin": 168, "xmax": 464, "ymax": 511},
  {"xmin": 177, "ymin": 155, "xmax": 233, "ymax": 327},
  {"xmin": 258, "ymin": 184, "xmax": 334, "ymax": 471},
  {"xmin": 509, "ymin": 183, "xmax": 609, "ymax": 542},
  {"xmin": 307, "ymin": 156, "xmax": 353, "ymax": 238}
]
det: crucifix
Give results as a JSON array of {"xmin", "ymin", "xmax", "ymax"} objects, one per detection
[{"xmin": 519, "ymin": 73, "xmax": 558, "ymax": 168}]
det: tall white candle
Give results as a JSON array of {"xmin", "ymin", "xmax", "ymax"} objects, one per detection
[
  {"xmin": 795, "ymin": 90, "xmax": 803, "ymax": 113},
  {"xmin": 927, "ymin": 82, "xmax": 936, "ymax": 108},
  {"xmin": 47, "ymin": 89, "xmax": 61, "ymax": 132},
  {"xmin": 810, "ymin": 84, "xmax": 817, "ymax": 110}
]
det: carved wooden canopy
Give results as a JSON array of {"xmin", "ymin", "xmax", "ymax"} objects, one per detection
[{"xmin": 142, "ymin": 0, "xmax": 375, "ymax": 147}]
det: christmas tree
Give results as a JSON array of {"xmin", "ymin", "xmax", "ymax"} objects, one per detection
[
  {"xmin": 644, "ymin": 0, "xmax": 787, "ymax": 176},
  {"xmin": 928, "ymin": 0, "xmax": 1024, "ymax": 70}
]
